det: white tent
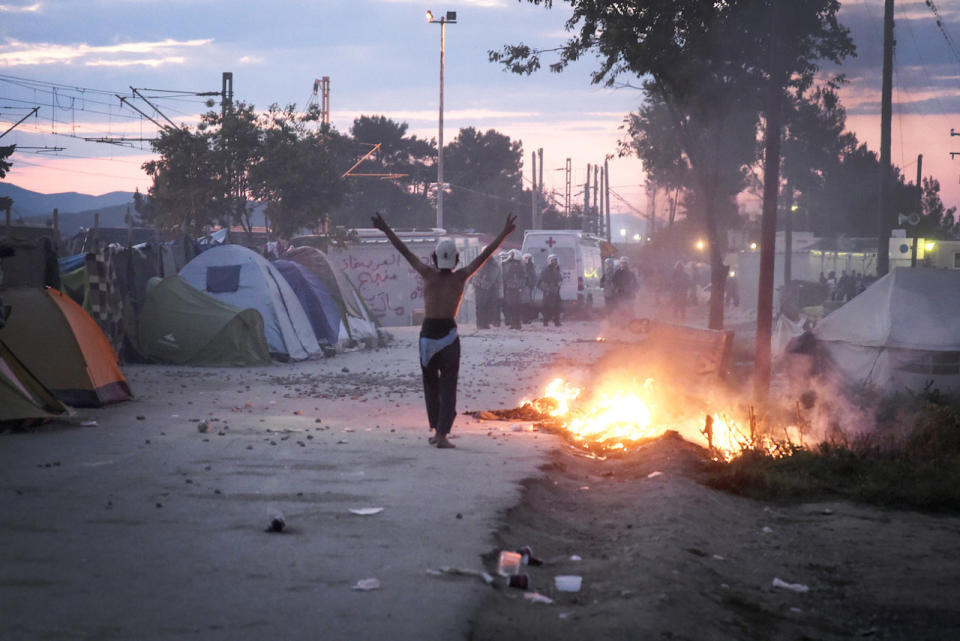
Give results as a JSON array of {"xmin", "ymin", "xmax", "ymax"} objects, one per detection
[
  {"xmin": 814, "ymin": 267, "xmax": 960, "ymax": 392},
  {"xmin": 179, "ymin": 244, "xmax": 320, "ymax": 361}
]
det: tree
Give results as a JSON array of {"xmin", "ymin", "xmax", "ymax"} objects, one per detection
[
  {"xmin": 249, "ymin": 104, "xmax": 351, "ymax": 237},
  {"xmin": 442, "ymin": 127, "xmax": 525, "ymax": 233},
  {"xmin": 919, "ymin": 177, "xmax": 959, "ymax": 239},
  {"xmin": 491, "ymin": 0, "xmax": 852, "ymax": 334},
  {"xmin": 620, "ymin": 84, "xmax": 756, "ymax": 241},
  {"xmin": 350, "ymin": 115, "xmax": 435, "ymax": 196},
  {"xmin": 142, "ymin": 125, "xmax": 222, "ymax": 234},
  {"xmin": 0, "ymin": 144, "xmax": 14, "ymax": 215},
  {"xmin": 211, "ymin": 102, "xmax": 262, "ymax": 235},
  {"xmin": 0, "ymin": 144, "xmax": 14, "ymax": 180},
  {"xmin": 335, "ymin": 115, "xmax": 435, "ymax": 228}
]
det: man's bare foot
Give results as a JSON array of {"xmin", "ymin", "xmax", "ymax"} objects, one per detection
[
  {"xmin": 435, "ymin": 434, "xmax": 456, "ymax": 449},
  {"xmin": 428, "ymin": 434, "xmax": 438, "ymax": 445}
]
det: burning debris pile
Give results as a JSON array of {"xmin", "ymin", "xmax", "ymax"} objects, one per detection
[{"xmin": 472, "ymin": 377, "xmax": 789, "ymax": 461}]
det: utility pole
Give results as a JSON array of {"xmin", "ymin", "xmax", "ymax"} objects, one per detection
[
  {"xmin": 592, "ymin": 165, "xmax": 599, "ymax": 235},
  {"xmin": 604, "ymin": 159, "xmax": 611, "ymax": 243},
  {"xmin": 597, "ymin": 164, "xmax": 604, "ymax": 238},
  {"xmin": 583, "ymin": 164, "xmax": 591, "ymax": 232},
  {"xmin": 564, "ymin": 158, "xmax": 572, "ymax": 218},
  {"xmin": 320, "ymin": 76, "xmax": 330, "ymax": 125},
  {"xmin": 531, "ymin": 150, "xmax": 538, "ymax": 230},
  {"xmin": 537, "ymin": 147, "xmax": 543, "ymax": 229},
  {"xmin": 755, "ymin": 2, "xmax": 783, "ymax": 404},
  {"xmin": 877, "ymin": 0, "xmax": 895, "ymax": 276},
  {"xmin": 222, "ymin": 72, "xmax": 233, "ymax": 118},
  {"xmin": 646, "ymin": 183, "xmax": 657, "ymax": 241},
  {"xmin": 912, "ymin": 153, "xmax": 923, "ymax": 267},
  {"xmin": 312, "ymin": 77, "xmax": 331, "ymax": 125}
]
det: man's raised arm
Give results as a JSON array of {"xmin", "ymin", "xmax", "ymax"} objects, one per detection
[
  {"xmin": 463, "ymin": 213, "xmax": 517, "ymax": 276},
  {"xmin": 371, "ymin": 212, "xmax": 431, "ymax": 278}
]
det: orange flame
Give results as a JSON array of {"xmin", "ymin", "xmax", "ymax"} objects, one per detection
[{"xmin": 524, "ymin": 377, "xmax": 783, "ymax": 459}]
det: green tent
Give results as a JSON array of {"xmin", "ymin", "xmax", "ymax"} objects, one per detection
[
  {"xmin": 1, "ymin": 337, "xmax": 70, "ymax": 426},
  {"xmin": 137, "ymin": 276, "xmax": 271, "ymax": 366}
]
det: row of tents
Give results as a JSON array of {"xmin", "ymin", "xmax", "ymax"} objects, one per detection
[
  {"xmin": 148, "ymin": 244, "xmax": 378, "ymax": 364},
  {"xmin": 1, "ymin": 241, "xmax": 380, "ymax": 426}
]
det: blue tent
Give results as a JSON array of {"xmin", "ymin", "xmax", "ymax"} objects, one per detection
[
  {"xmin": 58, "ymin": 254, "xmax": 86, "ymax": 274},
  {"xmin": 273, "ymin": 260, "xmax": 342, "ymax": 346},
  {"xmin": 179, "ymin": 244, "xmax": 319, "ymax": 361}
]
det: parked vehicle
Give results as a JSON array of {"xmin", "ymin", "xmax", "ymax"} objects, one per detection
[{"xmin": 521, "ymin": 230, "xmax": 605, "ymax": 316}]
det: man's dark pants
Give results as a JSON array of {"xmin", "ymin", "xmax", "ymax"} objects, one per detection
[{"xmin": 421, "ymin": 332, "xmax": 461, "ymax": 436}]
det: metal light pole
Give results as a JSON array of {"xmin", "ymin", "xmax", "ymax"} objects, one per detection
[{"xmin": 427, "ymin": 10, "xmax": 456, "ymax": 230}]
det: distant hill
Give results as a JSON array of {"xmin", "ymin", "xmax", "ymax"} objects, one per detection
[
  {"xmin": 0, "ymin": 183, "xmax": 135, "ymax": 218},
  {"xmin": 0, "ymin": 182, "xmax": 266, "ymax": 238}
]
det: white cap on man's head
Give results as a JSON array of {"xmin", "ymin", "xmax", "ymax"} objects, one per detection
[{"xmin": 434, "ymin": 238, "xmax": 459, "ymax": 269}]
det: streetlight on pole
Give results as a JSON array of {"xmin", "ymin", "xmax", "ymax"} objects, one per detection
[{"xmin": 427, "ymin": 10, "xmax": 456, "ymax": 230}]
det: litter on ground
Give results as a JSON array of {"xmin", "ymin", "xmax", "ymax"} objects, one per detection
[{"xmin": 772, "ymin": 577, "xmax": 810, "ymax": 593}]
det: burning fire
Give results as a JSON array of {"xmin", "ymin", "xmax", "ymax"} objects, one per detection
[{"xmin": 520, "ymin": 377, "xmax": 779, "ymax": 460}]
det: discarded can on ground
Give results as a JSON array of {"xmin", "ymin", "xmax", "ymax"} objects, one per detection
[{"xmin": 506, "ymin": 574, "xmax": 529, "ymax": 590}]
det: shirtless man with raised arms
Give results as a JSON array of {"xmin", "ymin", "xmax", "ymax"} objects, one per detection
[{"xmin": 371, "ymin": 211, "xmax": 517, "ymax": 449}]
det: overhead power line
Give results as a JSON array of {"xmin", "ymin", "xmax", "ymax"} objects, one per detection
[{"xmin": 925, "ymin": 0, "xmax": 960, "ymax": 64}]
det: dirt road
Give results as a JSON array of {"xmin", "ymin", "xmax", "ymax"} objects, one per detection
[
  {"xmin": 0, "ymin": 323, "xmax": 600, "ymax": 641},
  {"xmin": 3, "ymin": 318, "xmax": 958, "ymax": 641},
  {"xmin": 470, "ymin": 433, "xmax": 960, "ymax": 640}
]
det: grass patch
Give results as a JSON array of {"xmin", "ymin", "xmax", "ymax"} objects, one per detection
[{"xmin": 704, "ymin": 387, "xmax": 960, "ymax": 512}]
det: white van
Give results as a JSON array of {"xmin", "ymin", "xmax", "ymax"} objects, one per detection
[{"xmin": 521, "ymin": 230, "xmax": 605, "ymax": 315}]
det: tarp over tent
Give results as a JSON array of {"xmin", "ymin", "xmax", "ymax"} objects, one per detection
[
  {"xmin": 813, "ymin": 267, "xmax": 960, "ymax": 392},
  {"xmin": 0, "ymin": 337, "xmax": 70, "ymax": 425},
  {"xmin": 179, "ymin": 244, "xmax": 319, "ymax": 361},
  {"xmin": 285, "ymin": 246, "xmax": 378, "ymax": 344},
  {"xmin": 138, "ymin": 276, "xmax": 272, "ymax": 366},
  {"xmin": 0, "ymin": 287, "xmax": 132, "ymax": 407},
  {"xmin": 273, "ymin": 260, "xmax": 341, "ymax": 346}
]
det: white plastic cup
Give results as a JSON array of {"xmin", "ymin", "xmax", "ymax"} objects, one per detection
[
  {"xmin": 554, "ymin": 575, "xmax": 582, "ymax": 592},
  {"xmin": 498, "ymin": 550, "xmax": 522, "ymax": 576}
]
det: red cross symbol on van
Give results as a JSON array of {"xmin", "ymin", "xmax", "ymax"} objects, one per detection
[{"xmin": 545, "ymin": 237, "xmax": 556, "ymax": 248}]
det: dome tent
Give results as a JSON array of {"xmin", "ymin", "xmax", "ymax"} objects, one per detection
[
  {"xmin": 273, "ymin": 260, "xmax": 342, "ymax": 347},
  {"xmin": 0, "ymin": 287, "xmax": 131, "ymax": 407},
  {"xmin": 137, "ymin": 276, "xmax": 271, "ymax": 366},
  {"xmin": 285, "ymin": 246, "xmax": 378, "ymax": 345},
  {"xmin": 813, "ymin": 267, "xmax": 960, "ymax": 393},
  {"xmin": 0, "ymin": 337, "xmax": 70, "ymax": 426},
  {"xmin": 179, "ymin": 244, "xmax": 319, "ymax": 361}
]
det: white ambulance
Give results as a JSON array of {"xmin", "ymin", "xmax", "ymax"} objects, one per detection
[{"xmin": 521, "ymin": 230, "xmax": 605, "ymax": 315}]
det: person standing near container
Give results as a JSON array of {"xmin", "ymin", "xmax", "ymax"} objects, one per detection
[
  {"xmin": 371, "ymin": 211, "xmax": 517, "ymax": 449},
  {"xmin": 501, "ymin": 249, "xmax": 526, "ymax": 330},
  {"xmin": 472, "ymin": 247, "xmax": 501, "ymax": 329},
  {"xmin": 521, "ymin": 252, "xmax": 538, "ymax": 323},
  {"xmin": 538, "ymin": 254, "xmax": 563, "ymax": 327},
  {"xmin": 612, "ymin": 256, "xmax": 639, "ymax": 319}
]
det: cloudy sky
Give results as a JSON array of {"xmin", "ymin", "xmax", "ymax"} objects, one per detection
[{"xmin": 2, "ymin": 0, "xmax": 960, "ymax": 218}]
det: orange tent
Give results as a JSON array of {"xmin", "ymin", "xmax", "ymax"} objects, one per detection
[{"xmin": 0, "ymin": 287, "xmax": 131, "ymax": 407}]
